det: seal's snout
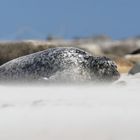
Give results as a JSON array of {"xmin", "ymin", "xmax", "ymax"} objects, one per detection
[
  {"xmin": 103, "ymin": 70, "xmax": 120, "ymax": 82},
  {"xmin": 90, "ymin": 56, "xmax": 121, "ymax": 82}
]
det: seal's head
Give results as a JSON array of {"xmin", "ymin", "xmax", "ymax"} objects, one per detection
[{"xmin": 90, "ymin": 56, "xmax": 120, "ymax": 82}]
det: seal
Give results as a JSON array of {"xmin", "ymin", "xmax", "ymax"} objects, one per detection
[
  {"xmin": 129, "ymin": 62, "xmax": 140, "ymax": 75},
  {"xmin": 0, "ymin": 47, "xmax": 120, "ymax": 82}
]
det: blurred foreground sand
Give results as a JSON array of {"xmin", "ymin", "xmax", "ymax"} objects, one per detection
[{"xmin": 0, "ymin": 74, "xmax": 140, "ymax": 140}]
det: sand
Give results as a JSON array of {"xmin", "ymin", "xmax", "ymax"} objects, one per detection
[{"xmin": 0, "ymin": 74, "xmax": 140, "ymax": 140}]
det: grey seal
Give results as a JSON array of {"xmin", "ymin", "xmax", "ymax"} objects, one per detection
[
  {"xmin": 0, "ymin": 47, "xmax": 120, "ymax": 82},
  {"xmin": 129, "ymin": 62, "xmax": 140, "ymax": 75}
]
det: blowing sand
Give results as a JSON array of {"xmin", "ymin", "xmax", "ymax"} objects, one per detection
[{"xmin": 0, "ymin": 74, "xmax": 140, "ymax": 140}]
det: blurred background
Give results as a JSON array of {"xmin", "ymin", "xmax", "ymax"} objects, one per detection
[
  {"xmin": 0, "ymin": 0, "xmax": 140, "ymax": 40},
  {"xmin": 0, "ymin": 0, "xmax": 140, "ymax": 75}
]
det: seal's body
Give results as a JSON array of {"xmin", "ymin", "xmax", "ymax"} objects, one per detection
[{"xmin": 0, "ymin": 47, "xmax": 120, "ymax": 82}]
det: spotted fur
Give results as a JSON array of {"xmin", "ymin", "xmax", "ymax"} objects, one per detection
[{"xmin": 0, "ymin": 47, "xmax": 120, "ymax": 82}]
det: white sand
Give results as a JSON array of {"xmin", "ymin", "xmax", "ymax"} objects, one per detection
[{"xmin": 0, "ymin": 75, "xmax": 140, "ymax": 140}]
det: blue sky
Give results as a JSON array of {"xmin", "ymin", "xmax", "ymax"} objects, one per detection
[{"xmin": 0, "ymin": 0, "xmax": 139, "ymax": 40}]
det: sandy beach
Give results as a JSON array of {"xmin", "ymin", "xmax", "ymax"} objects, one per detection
[{"xmin": 0, "ymin": 75, "xmax": 140, "ymax": 140}]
